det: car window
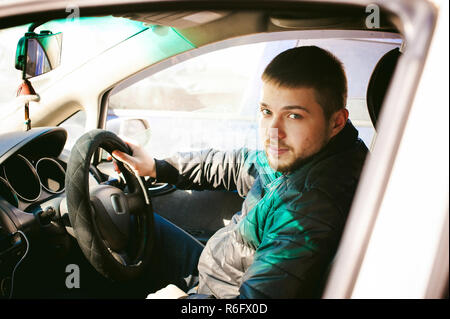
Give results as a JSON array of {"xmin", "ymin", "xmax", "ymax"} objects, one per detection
[
  {"xmin": 107, "ymin": 36, "xmax": 401, "ymax": 159},
  {"xmin": 58, "ymin": 110, "xmax": 87, "ymax": 150},
  {"xmin": 107, "ymin": 40, "xmax": 290, "ymax": 159}
]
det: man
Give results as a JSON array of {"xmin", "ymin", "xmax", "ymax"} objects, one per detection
[{"xmin": 112, "ymin": 46, "xmax": 368, "ymax": 298}]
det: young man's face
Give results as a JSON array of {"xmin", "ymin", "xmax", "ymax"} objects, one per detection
[{"xmin": 259, "ymin": 81, "xmax": 334, "ymax": 173}]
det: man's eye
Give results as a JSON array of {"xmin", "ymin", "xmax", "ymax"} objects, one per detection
[
  {"xmin": 288, "ymin": 113, "xmax": 302, "ymax": 119},
  {"xmin": 261, "ymin": 109, "xmax": 271, "ymax": 116}
]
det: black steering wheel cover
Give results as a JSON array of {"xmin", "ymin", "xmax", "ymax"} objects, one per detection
[{"xmin": 65, "ymin": 129, "xmax": 154, "ymax": 281}]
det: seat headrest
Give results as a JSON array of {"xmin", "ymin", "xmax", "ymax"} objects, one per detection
[{"xmin": 366, "ymin": 47, "xmax": 401, "ymax": 129}]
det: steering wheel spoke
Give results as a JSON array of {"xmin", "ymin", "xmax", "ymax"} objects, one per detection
[{"xmin": 125, "ymin": 192, "xmax": 146, "ymax": 216}]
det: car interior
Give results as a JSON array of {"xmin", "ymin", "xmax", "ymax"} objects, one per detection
[{"xmin": 0, "ymin": 2, "xmax": 407, "ymax": 299}]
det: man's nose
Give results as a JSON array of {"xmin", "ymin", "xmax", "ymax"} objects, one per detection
[{"xmin": 268, "ymin": 117, "xmax": 286, "ymax": 140}]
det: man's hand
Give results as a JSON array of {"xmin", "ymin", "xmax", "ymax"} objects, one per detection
[
  {"xmin": 146, "ymin": 284, "xmax": 188, "ymax": 299},
  {"xmin": 111, "ymin": 139, "xmax": 157, "ymax": 178}
]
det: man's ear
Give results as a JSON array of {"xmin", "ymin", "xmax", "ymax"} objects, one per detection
[{"xmin": 329, "ymin": 108, "xmax": 349, "ymax": 138}]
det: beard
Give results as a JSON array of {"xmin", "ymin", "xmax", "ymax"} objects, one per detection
[
  {"xmin": 265, "ymin": 148, "xmax": 305, "ymax": 173},
  {"xmin": 264, "ymin": 138, "xmax": 329, "ymax": 173}
]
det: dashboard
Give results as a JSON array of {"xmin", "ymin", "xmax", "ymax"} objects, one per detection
[
  {"xmin": 0, "ymin": 128, "xmax": 68, "ymax": 212},
  {"xmin": 0, "ymin": 127, "xmax": 102, "ymax": 279},
  {"xmin": 0, "ymin": 126, "xmax": 101, "ymax": 213},
  {"xmin": 0, "ymin": 127, "xmax": 73, "ymax": 241}
]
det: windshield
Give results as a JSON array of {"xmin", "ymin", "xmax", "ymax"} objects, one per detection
[{"xmin": 0, "ymin": 16, "xmax": 148, "ymax": 120}]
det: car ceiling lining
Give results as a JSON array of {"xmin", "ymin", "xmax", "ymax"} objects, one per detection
[{"xmin": 0, "ymin": 2, "xmax": 398, "ymax": 33}]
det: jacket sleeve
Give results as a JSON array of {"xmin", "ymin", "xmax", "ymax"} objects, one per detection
[
  {"xmin": 153, "ymin": 148, "xmax": 257, "ymax": 198},
  {"xmin": 238, "ymin": 188, "xmax": 345, "ymax": 298}
]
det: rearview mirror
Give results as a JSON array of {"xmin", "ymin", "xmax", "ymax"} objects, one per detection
[{"xmin": 15, "ymin": 30, "xmax": 62, "ymax": 79}]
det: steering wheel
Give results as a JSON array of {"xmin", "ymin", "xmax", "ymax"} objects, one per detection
[{"xmin": 64, "ymin": 129, "xmax": 154, "ymax": 281}]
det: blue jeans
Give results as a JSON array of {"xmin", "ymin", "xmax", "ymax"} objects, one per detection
[{"xmin": 142, "ymin": 213, "xmax": 205, "ymax": 294}]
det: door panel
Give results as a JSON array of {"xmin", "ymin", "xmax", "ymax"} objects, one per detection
[{"xmin": 151, "ymin": 188, "xmax": 244, "ymax": 244}]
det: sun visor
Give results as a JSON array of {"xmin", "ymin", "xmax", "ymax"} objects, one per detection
[{"xmin": 116, "ymin": 11, "xmax": 230, "ymax": 29}]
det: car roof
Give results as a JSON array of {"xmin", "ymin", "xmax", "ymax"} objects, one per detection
[{"xmin": 0, "ymin": 0, "xmax": 399, "ymax": 33}]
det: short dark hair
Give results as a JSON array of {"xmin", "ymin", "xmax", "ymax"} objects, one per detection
[{"xmin": 262, "ymin": 46, "xmax": 347, "ymax": 120}]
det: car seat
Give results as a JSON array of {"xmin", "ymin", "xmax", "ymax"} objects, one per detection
[
  {"xmin": 318, "ymin": 46, "xmax": 402, "ymax": 298},
  {"xmin": 366, "ymin": 47, "xmax": 402, "ymax": 129}
]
